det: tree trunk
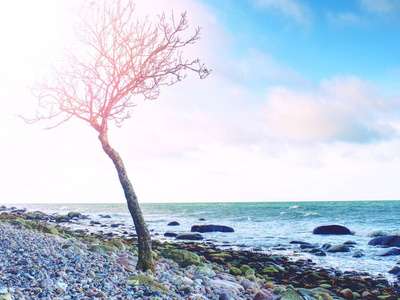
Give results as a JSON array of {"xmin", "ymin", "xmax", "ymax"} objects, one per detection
[{"xmin": 98, "ymin": 130, "xmax": 155, "ymax": 271}]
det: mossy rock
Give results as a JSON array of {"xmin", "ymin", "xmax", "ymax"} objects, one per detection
[
  {"xmin": 67, "ymin": 211, "xmax": 82, "ymax": 218},
  {"xmin": 55, "ymin": 215, "xmax": 70, "ymax": 222},
  {"xmin": 188, "ymin": 265, "xmax": 216, "ymax": 277},
  {"xmin": 276, "ymin": 288, "xmax": 303, "ymax": 300},
  {"xmin": 128, "ymin": 274, "xmax": 151, "ymax": 285},
  {"xmin": 107, "ymin": 239, "xmax": 126, "ymax": 251},
  {"xmin": 340, "ymin": 288, "xmax": 354, "ymax": 300},
  {"xmin": 245, "ymin": 268, "xmax": 255, "ymax": 276},
  {"xmin": 209, "ymin": 252, "xmax": 232, "ymax": 259},
  {"xmin": 229, "ymin": 267, "xmax": 242, "ymax": 276},
  {"xmin": 240, "ymin": 265, "xmax": 251, "ymax": 274},
  {"xmin": 10, "ymin": 219, "xmax": 26, "ymax": 227},
  {"xmin": 261, "ymin": 266, "xmax": 279, "ymax": 274},
  {"xmin": 82, "ymin": 236, "xmax": 100, "ymax": 244},
  {"xmin": 166, "ymin": 249, "xmax": 200, "ymax": 267},
  {"xmin": 319, "ymin": 284, "xmax": 332, "ymax": 289},
  {"xmin": 41, "ymin": 226, "xmax": 59, "ymax": 235},
  {"xmin": 128, "ymin": 274, "xmax": 173, "ymax": 295},
  {"xmin": 89, "ymin": 244, "xmax": 118, "ymax": 255}
]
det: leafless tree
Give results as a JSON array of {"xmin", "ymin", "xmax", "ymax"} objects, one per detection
[{"xmin": 23, "ymin": 0, "xmax": 210, "ymax": 271}]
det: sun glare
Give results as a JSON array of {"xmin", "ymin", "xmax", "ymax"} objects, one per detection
[{"xmin": 0, "ymin": 0, "xmax": 68, "ymax": 76}]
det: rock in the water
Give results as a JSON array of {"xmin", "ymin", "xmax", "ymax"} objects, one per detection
[
  {"xmin": 175, "ymin": 233, "xmax": 203, "ymax": 240},
  {"xmin": 166, "ymin": 249, "xmax": 200, "ymax": 267},
  {"xmin": 352, "ymin": 250, "xmax": 364, "ymax": 258},
  {"xmin": 326, "ymin": 244, "xmax": 351, "ymax": 253},
  {"xmin": 164, "ymin": 232, "xmax": 178, "ymax": 237},
  {"xmin": 67, "ymin": 211, "xmax": 83, "ymax": 219},
  {"xmin": 389, "ymin": 266, "xmax": 400, "ymax": 275},
  {"xmin": 313, "ymin": 250, "xmax": 327, "ymax": 256},
  {"xmin": 344, "ymin": 240, "xmax": 357, "ymax": 246},
  {"xmin": 376, "ymin": 248, "xmax": 400, "ymax": 256},
  {"xmin": 313, "ymin": 225, "xmax": 352, "ymax": 235},
  {"xmin": 167, "ymin": 221, "xmax": 180, "ymax": 226},
  {"xmin": 191, "ymin": 224, "xmax": 234, "ymax": 233},
  {"xmin": 368, "ymin": 236, "xmax": 400, "ymax": 247},
  {"xmin": 55, "ymin": 215, "xmax": 70, "ymax": 223},
  {"xmin": 99, "ymin": 214, "xmax": 112, "ymax": 218}
]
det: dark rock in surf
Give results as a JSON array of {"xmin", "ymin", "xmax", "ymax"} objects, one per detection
[
  {"xmin": 368, "ymin": 236, "xmax": 400, "ymax": 247},
  {"xmin": 67, "ymin": 211, "xmax": 83, "ymax": 219},
  {"xmin": 377, "ymin": 248, "xmax": 400, "ymax": 256},
  {"xmin": 389, "ymin": 266, "xmax": 400, "ymax": 275},
  {"xmin": 26, "ymin": 211, "xmax": 50, "ymax": 221},
  {"xmin": 175, "ymin": 233, "xmax": 203, "ymax": 240},
  {"xmin": 167, "ymin": 221, "xmax": 180, "ymax": 226},
  {"xmin": 300, "ymin": 244, "xmax": 317, "ymax": 249},
  {"xmin": 191, "ymin": 225, "xmax": 234, "ymax": 233},
  {"xmin": 352, "ymin": 250, "xmax": 364, "ymax": 258},
  {"xmin": 11, "ymin": 208, "xmax": 27, "ymax": 215},
  {"xmin": 199, "ymin": 218, "xmax": 206, "ymax": 221},
  {"xmin": 344, "ymin": 241, "xmax": 357, "ymax": 246},
  {"xmin": 290, "ymin": 241, "xmax": 311, "ymax": 245},
  {"xmin": 55, "ymin": 215, "xmax": 70, "ymax": 223},
  {"xmin": 313, "ymin": 225, "xmax": 352, "ymax": 235},
  {"xmin": 164, "ymin": 232, "xmax": 178, "ymax": 237},
  {"xmin": 99, "ymin": 214, "xmax": 112, "ymax": 218},
  {"xmin": 326, "ymin": 244, "xmax": 350, "ymax": 253}
]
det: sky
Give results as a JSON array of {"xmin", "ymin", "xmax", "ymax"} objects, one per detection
[{"xmin": 1, "ymin": 0, "xmax": 400, "ymax": 204}]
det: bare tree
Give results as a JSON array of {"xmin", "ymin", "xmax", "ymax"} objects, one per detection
[{"xmin": 23, "ymin": 0, "xmax": 210, "ymax": 271}]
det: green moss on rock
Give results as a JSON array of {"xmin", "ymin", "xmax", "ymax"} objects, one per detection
[
  {"xmin": 89, "ymin": 244, "xmax": 118, "ymax": 255},
  {"xmin": 261, "ymin": 266, "xmax": 279, "ymax": 274},
  {"xmin": 166, "ymin": 249, "xmax": 200, "ymax": 267},
  {"xmin": 229, "ymin": 267, "xmax": 242, "ymax": 276}
]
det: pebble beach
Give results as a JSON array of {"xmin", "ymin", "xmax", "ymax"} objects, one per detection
[{"xmin": 1, "ymin": 207, "xmax": 400, "ymax": 299}]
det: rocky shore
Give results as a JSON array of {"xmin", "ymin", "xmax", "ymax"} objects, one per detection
[{"xmin": 1, "ymin": 207, "xmax": 400, "ymax": 299}]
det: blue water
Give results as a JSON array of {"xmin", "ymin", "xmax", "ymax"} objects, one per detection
[{"xmin": 20, "ymin": 201, "xmax": 400, "ymax": 280}]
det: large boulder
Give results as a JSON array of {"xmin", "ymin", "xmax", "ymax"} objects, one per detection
[
  {"xmin": 313, "ymin": 225, "xmax": 352, "ymax": 235},
  {"xmin": 368, "ymin": 236, "xmax": 400, "ymax": 247},
  {"xmin": 191, "ymin": 224, "xmax": 234, "ymax": 233}
]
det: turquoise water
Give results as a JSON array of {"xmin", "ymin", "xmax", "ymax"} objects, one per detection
[{"xmin": 21, "ymin": 201, "xmax": 400, "ymax": 280}]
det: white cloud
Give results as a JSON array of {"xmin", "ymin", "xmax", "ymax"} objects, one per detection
[
  {"xmin": 252, "ymin": 0, "xmax": 312, "ymax": 28},
  {"xmin": 326, "ymin": 11, "xmax": 367, "ymax": 26},
  {"xmin": 262, "ymin": 76, "xmax": 399, "ymax": 143},
  {"xmin": 360, "ymin": 0, "xmax": 393, "ymax": 15}
]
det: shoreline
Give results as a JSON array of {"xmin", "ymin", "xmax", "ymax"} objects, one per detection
[{"xmin": 1, "ymin": 206, "xmax": 400, "ymax": 299}]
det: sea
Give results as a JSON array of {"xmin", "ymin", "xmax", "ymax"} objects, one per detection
[{"xmin": 17, "ymin": 201, "xmax": 400, "ymax": 282}]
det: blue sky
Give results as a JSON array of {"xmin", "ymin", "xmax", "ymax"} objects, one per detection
[
  {"xmin": 1, "ymin": 0, "xmax": 400, "ymax": 203},
  {"xmin": 204, "ymin": 0, "xmax": 400, "ymax": 91}
]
